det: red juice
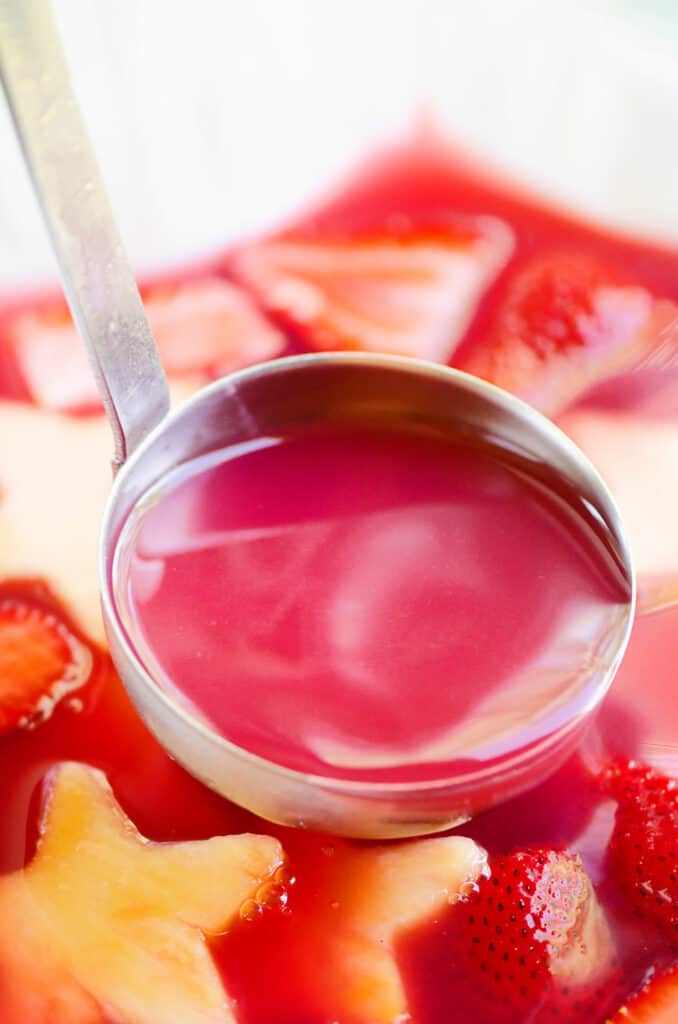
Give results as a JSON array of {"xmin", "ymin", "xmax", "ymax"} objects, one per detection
[
  {"xmin": 113, "ymin": 423, "xmax": 629, "ymax": 783},
  {"xmin": 0, "ymin": 138, "xmax": 676, "ymax": 1024}
]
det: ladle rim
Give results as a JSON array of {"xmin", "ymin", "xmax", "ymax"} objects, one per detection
[{"xmin": 99, "ymin": 352, "xmax": 637, "ymax": 803}]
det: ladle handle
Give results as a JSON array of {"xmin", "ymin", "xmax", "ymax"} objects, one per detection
[{"xmin": 0, "ymin": 0, "xmax": 169, "ymax": 470}]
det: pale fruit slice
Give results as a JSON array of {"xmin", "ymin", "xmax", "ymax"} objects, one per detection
[
  {"xmin": 11, "ymin": 278, "xmax": 285, "ymax": 413},
  {"xmin": 0, "ymin": 382, "xmax": 199, "ymax": 643},
  {"xmin": 307, "ymin": 836, "xmax": 487, "ymax": 1023},
  {"xmin": 0, "ymin": 891, "xmax": 107, "ymax": 1024},
  {"xmin": 559, "ymin": 407, "xmax": 678, "ymax": 613},
  {"xmin": 232, "ymin": 219, "xmax": 513, "ymax": 362},
  {"xmin": 0, "ymin": 762, "xmax": 284, "ymax": 1024},
  {"xmin": 0, "ymin": 402, "xmax": 110, "ymax": 642}
]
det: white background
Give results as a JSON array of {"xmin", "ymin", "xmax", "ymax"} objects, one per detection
[{"xmin": 1, "ymin": 0, "xmax": 678, "ymax": 284}]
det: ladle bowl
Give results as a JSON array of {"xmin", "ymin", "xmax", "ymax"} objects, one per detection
[{"xmin": 101, "ymin": 352, "xmax": 635, "ymax": 837}]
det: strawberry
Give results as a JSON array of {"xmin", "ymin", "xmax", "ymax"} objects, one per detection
[
  {"xmin": 8, "ymin": 277, "xmax": 285, "ymax": 413},
  {"xmin": 231, "ymin": 217, "xmax": 513, "ymax": 362},
  {"xmin": 441, "ymin": 848, "xmax": 620, "ymax": 1023},
  {"xmin": 609, "ymin": 962, "xmax": 678, "ymax": 1023},
  {"xmin": 605, "ymin": 761, "xmax": 678, "ymax": 945},
  {"xmin": 0, "ymin": 587, "xmax": 92, "ymax": 734},
  {"xmin": 137, "ymin": 277, "xmax": 285, "ymax": 377},
  {"xmin": 460, "ymin": 255, "xmax": 665, "ymax": 416}
]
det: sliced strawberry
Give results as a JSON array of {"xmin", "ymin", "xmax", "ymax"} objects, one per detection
[
  {"xmin": 0, "ymin": 589, "xmax": 92, "ymax": 734},
  {"xmin": 9, "ymin": 277, "xmax": 286, "ymax": 413},
  {"xmin": 138, "ymin": 277, "xmax": 286, "ymax": 376},
  {"xmin": 609, "ymin": 963, "xmax": 678, "ymax": 1023},
  {"xmin": 9, "ymin": 301, "xmax": 99, "ymax": 412},
  {"xmin": 604, "ymin": 761, "xmax": 678, "ymax": 944},
  {"xmin": 460, "ymin": 254, "xmax": 676, "ymax": 416},
  {"xmin": 232, "ymin": 217, "xmax": 513, "ymax": 362},
  {"xmin": 442, "ymin": 848, "xmax": 620, "ymax": 1023}
]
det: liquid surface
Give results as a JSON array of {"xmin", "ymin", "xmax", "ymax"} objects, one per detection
[
  {"xmin": 114, "ymin": 425, "xmax": 628, "ymax": 782},
  {"xmin": 0, "ymin": 137, "xmax": 677, "ymax": 1024}
]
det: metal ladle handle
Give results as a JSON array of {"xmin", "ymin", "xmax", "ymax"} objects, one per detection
[{"xmin": 0, "ymin": 0, "xmax": 169, "ymax": 470}]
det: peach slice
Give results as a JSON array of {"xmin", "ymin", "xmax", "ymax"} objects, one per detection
[
  {"xmin": 0, "ymin": 762, "xmax": 283, "ymax": 1024},
  {"xmin": 305, "ymin": 836, "xmax": 487, "ymax": 1023},
  {"xmin": 559, "ymin": 407, "xmax": 678, "ymax": 613},
  {"xmin": 0, "ymin": 383, "xmax": 199, "ymax": 643}
]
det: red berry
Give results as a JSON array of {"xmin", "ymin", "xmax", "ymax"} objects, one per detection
[
  {"xmin": 605, "ymin": 760, "xmax": 678, "ymax": 945},
  {"xmin": 460, "ymin": 254, "xmax": 656, "ymax": 415},
  {"xmin": 444, "ymin": 848, "xmax": 619, "ymax": 1023},
  {"xmin": 0, "ymin": 583, "xmax": 92, "ymax": 734},
  {"xmin": 501, "ymin": 256, "xmax": 610, "ymax": 358},
  {"xmin": 609, "ymin": 961, "xmax": 678, "ymax": 1023}
]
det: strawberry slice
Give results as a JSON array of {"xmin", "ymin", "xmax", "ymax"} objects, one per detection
[
  {"xmin": 231, "ymin": 217, "xmax": 513, "ymax": 362},
  {"xmin": 610, "ymin": 963, "xmax": 678, "ymax": 1023},
  {"xmin": 460, "ymin": 255, "xmax": 676, "ymax": 416},
  {"xmin": 604, "ymin": 761, "xmax": 678, "ymax": 944},
  {"xmin": 0, "ymin": 588, "xmax": 92, "ymax": 734},
  {"xmin": 441, "ymin": 848, "xmax": 620, "ymax": 1023},
  {"xmin": 9, "ymin": 277, "xmax": 286, "ymax": 413}
]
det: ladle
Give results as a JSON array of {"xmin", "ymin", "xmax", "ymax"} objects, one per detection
[{"xmin": 0, "ymin": 0, "xmax": 635, "ymax": 837}]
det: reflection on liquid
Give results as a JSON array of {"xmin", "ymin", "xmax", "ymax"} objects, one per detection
[{"xmin": 114, "ymin": 427, "xmax": 629, "ymax": 783}]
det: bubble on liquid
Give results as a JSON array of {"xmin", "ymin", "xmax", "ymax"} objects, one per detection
[
  {"xmin": 66, "ymin": 697, "xmax": 84, "ymax": 714},
  {"xmin": 254, "ymin": 881, "xmax": 278, "ymax": 908},
  {"xmin": 274, "ymin": 865, "xmax": 296, "ymax": 888},
  {"xmin": 239, "ymin": 898, "xmax": 262, "ymax": 923},
  {"xmin": 254, "ymin": 870, "xmax": 295, "ymax": 914},
  {"xmin": 457, "ymin": 879, "xmax": 481, "ymax": 902}
]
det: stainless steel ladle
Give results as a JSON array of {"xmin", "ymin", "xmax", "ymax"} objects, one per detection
[{"xmin": 0, "ymin": 0, "xmax": 635, "ymax": 838}]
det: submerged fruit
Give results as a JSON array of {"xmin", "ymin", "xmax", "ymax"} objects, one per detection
[
  {"xmin": 300, "ymin": 836, "xmax": 488, "ymax": 1023},
  {"xmin": 0, "ymin": 762, "xmax": 284, "ymax": 1023},
  {"xmin": 461, "ymin": 255, "xmax": 673, "ymax": 416},
  {"xmin": 609, "ymin": 962, "xmax": 678, "ymax": 1023},
  {"xmin": 7, "ymin": 278, "xmax": 285, "ymax": 413},
  {"xmin": 438, "ymin": 848, "xmax": 620, "ymax": 1023},
  {"xmin": 232, "ymin": 218, "xmax": 513, "ymax": 362},
  {"xmin": 605, "ymin": 761, "xmax": 678, "ymax": 945},
  {"xmin": 0, "ymin": 587, "xmax": 92, "ymax": 734}
]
